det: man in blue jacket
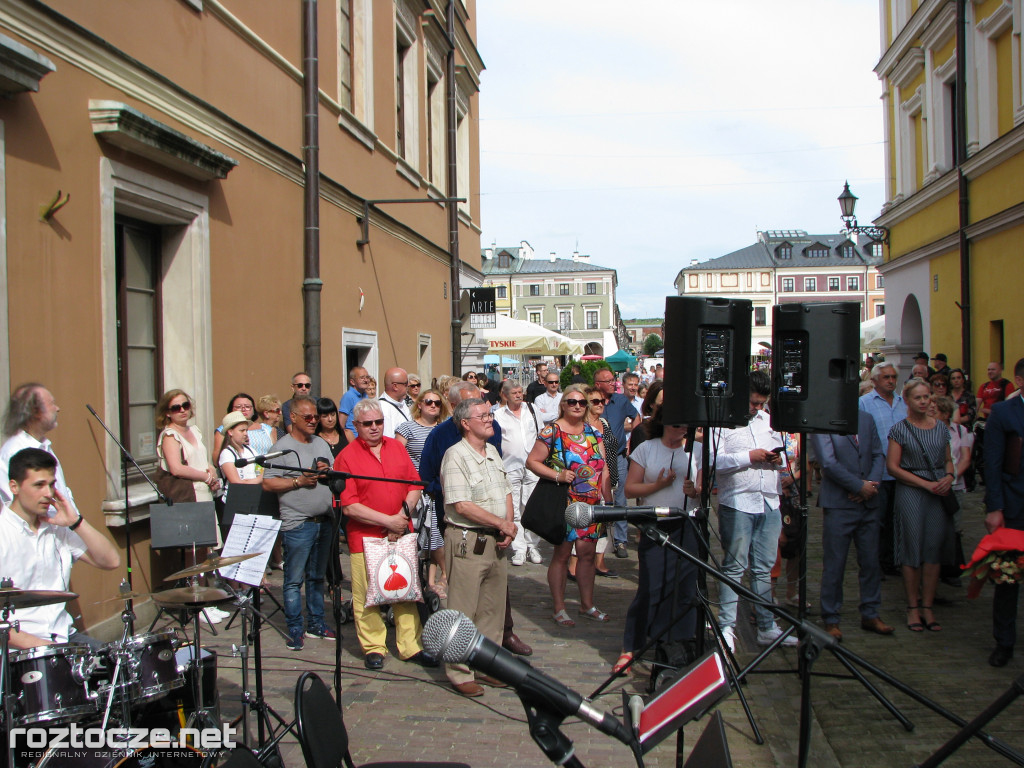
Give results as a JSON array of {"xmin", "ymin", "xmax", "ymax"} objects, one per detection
[
  {"xmin": 810, "ymin": 410, "xmax": 893, "ymax": 641},
  {"xmin": 983, "ymin": 356, "xmax": 1024, "ymax": 667}
]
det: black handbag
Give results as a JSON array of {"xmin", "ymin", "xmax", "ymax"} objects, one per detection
[{"xmin": 522, "ymin": 427, "xmax": 569, "ymax": 546}]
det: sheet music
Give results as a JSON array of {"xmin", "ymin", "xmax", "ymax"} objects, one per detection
[{"xmin": 219, "ymin": 514, "xmax": 281, "ymax": 586}]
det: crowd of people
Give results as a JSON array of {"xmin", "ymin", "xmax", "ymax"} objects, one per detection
[{"xmin": 0, "ymin": 350, "xmax": 1020, "ymax": 702}]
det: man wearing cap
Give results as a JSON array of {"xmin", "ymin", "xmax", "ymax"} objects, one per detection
[
  {"xmin": 931, "ymin": 353, "xmax": 949, "ymax": 375},
  {"xmin": 913, "ymin": 352, "xmax": 935, "ymax": 380}
]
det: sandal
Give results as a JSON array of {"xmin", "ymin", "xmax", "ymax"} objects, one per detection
[
  {"xmin": 580, "ymin": 606, "xmax": 609, "ymax": 622},
  {"xmin": 430, "ymin": 581, "xmax": 448, "ymax": 600},
  {"xmin": 552, "ymin": 609, "xmax": 576, "ymax": 627},
  {"xmin": 906, "ymin": 606, "xmax": 925, "ymax": 633},
  {"xmin": 612, "ymin": 652, "xmax": 634, "ymax": 674},
  {"xmin": 921, "ymin": 605, "xmax": 942, "ymax": 632}
]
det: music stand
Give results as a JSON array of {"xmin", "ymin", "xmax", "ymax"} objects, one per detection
[
  {"xmin": 149, "ymin": 502, "xmax": 220, "ymax": 632},
  {"xmin": 220, "ymin": 483, "xmax": 281, "ymax": 530}
]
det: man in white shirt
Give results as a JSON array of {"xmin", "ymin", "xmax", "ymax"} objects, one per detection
[
  {"xmin": 2, "ymin": 448, "xmax": 120, "ymax": 648},
  {"xmin": 493, "ymin": 381, "xmax": 542, "ymax": 566},
  {"xmin": 0, "ymin": 383, "xmax": 76, "ymax": 513},
  {"xmin": 713, "ymin": 370, "xmax": 796, "ymax": 652},
  {"xmin": 533, "ymin": 371, "xmax": 562, "ymax": 425},
  {"xmin": 624, "ymin": 372, "xmax": 644, "ymax": 414},
  {"xmin": 378, "ymin": 367, "xmax": 412, "ymax": 438}
]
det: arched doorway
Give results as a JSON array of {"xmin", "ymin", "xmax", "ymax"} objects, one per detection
[
  {"xmin": 900, "ymin": 294, "xmax": 923, "ymax": 348},
  {"xmin": 584, "ymin": 342, "xmax": 604, "ymax": 356}
]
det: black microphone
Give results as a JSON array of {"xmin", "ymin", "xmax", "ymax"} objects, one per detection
[
  {"xmin": 422, "ymin": 610, "xmax": 634, "ymax": 746},
  {"xmin": 234, "ymin": 450, "xmax": 290, "ymax": 468},
  {"xmin": 564, "ymin": 501, "xmax": 684, "ymax": 528}
]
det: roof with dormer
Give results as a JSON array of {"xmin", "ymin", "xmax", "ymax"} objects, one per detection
[{"xmin": 682, "ymin": 231, "xmax": 882, "ymax": 272}]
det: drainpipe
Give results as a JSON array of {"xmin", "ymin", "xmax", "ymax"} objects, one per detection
[
  {"xmin": 446, "ymin": 0, "xmax": 462, "ymax": 375},
  {"xmin": 956, "ymin": 0, "xmax": 971, "ymax": 379},
  {"xmin": 302, "ymin": 0, "xmax": 322, "ymax": 390}
]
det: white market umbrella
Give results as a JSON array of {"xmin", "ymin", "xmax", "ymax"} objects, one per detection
[
  {"xmin": 470, "ymin": 314, "xmax": 584, "ymax": 356},
  {"xmin": 861, "ymin": 315, "xmax": 885, "ymax": 352}
]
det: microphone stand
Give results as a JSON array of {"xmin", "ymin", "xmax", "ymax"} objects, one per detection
[{"xmin": 86, "ymin": 403, "xmax": 174, "ymax": 636}]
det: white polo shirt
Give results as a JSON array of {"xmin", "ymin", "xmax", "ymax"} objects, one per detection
[{"xmin": 0, "ymin": 506, "xmax": 87, "ymax": 643}]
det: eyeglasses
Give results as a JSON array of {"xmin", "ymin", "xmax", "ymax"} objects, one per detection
[
  {"xmin": 300, "ymin": 413, "xmax": 321, "ymax": 423},
  {"xmin": 594, "ymin": 379, "xmax": 614, "ymax": 385},
  {"xmin": 394, "ymin": 381, "xmax": 409, "ymax": 386},
  {"xmin": 563, "ymin": 398, "xmax": 587, "ymax": 407},
  {"xmin": 409, "ymin": 382, "xmax": 421, "ymax": 387},
  {"xmin": 168, "ymin": 402, "xmax": 191, "ymax": 413},
  {"xmin": 355, "ymin": 418, "xmax": 385, "ymax": 427},
  {"xmin": 422, "ymin": 399, "xmax": 442, "ymax": 407},
  {"xmin": 267, "ymin": 408, "xmax": 282, "ymax": 414},
  {"xmin": 546, "ymin": 379, "xmax": 560, "ymax": 384},
  {"xmin": 294, "ymin": 382, "xmax": 311, "ymax": 389},
  {"xmin": 588, "ymin": 398, "xmax": 605, "ymax": 405},
  {"xmin": 466, "ymin": 414, "xmax": 494, "ymax": 422}
]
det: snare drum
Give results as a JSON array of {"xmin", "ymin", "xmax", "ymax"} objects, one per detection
[
  {"xmin": 122, "ymin": 630, "xmax": 185, "ymax": 702},
  {"xmin": 32, "ymin": 744, "xmax": 205, "ymax": 767},
  {"xmin": 9, "ymin": 643, "xmax": 99, "ymax": 726}
]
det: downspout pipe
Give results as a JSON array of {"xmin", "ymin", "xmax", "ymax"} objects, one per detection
[
  {"xmin": 303, "ymin": 0, "xmax": 323, "ymax": 390},
  {"xmin": 446, "ymin": 0, "xmax": 462, "ymax": 376},
  {"xmin": 956, "ymin": 0, "xmax": 971, "ymax": 379}
]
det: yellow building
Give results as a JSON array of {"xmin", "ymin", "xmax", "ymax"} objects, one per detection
[
  {"xmin": 876, "ymin": 0, "xmax": 1024, "ymax": 382},
  {"xmin": 0, "ymin": 1, "xmax": 482, "ymax": 635}
]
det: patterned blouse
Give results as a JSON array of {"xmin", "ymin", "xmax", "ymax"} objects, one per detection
[{"xmin": 537, "ymin": 422, "xmax": 606, "ymax": 542}]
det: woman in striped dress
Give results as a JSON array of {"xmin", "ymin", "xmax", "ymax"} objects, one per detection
[
  {"xmin": 396, "ymin": 388, "xmax": 451, "ymax": 598},
  {"xmin": 887, "ymin": 378, "xmax": 955, "ymax": 633}
]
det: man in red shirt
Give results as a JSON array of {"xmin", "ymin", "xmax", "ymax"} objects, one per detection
[
  {"xmin": 335, "ymin": 399, "xmax": 436, "ymax": 670},
  {"xmin": 978, "ymin": 361, "xmax": 1015, "ymax": 420}
]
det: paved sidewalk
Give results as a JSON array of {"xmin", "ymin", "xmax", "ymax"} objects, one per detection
[{"xmin": 184, "ymin": 489, "xmax": 1023, "ymax": 767}]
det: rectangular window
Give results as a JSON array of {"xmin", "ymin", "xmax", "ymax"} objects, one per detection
[
  {"xmin": 586, "ymin": 310, "xmax": 598, "ymax": 330},
  {"xmin": 558, "ymin": 311, "xmax": 571, "ymax": 331},
  {"xmin": 496, "ymin": 286, "xmax": 506, "ymax": 298},
  {"xmin": 876, "ymin": 304, "xmax": 885, "ymax": 317},
  {"xmin": 338, "ymin": 0, "xmax": 353, "ymax": 110},
  {"xmin": 876, "ymin": 274, "xmax": 884, "ymax": 289},
  {"xmin": 529, "ymin": 284, "xmax": 540, "ymax": 296},
  {"xmin": 395, "ymin": 40, "xmax": 409, "ymax": 158},
  {"xmin": 828, "ymin": 277, "xmax": 840, "ymax": 291},
  {"xmin": 559, "ymin": 283, "xmax": 570, "ymax": 296},
  {"xmin": 586, "ymin": 282, "xmax": 597, "ymax": 295},
  {"xmin": 116, "ymin": 217, "xmax": 163, "ymax": 476},
  {"xmin": 782, "ymin": 278, "xmax": 794, "ymax": 292},
  {"xmin": 804, "ymin": 277, "xmax": 816, "ymax": 292},
  {"xmin": 529, "ymin": 311, "xmax": 541, "ymax": 325},
  {"xmin": 847, "ymin": 276, "xmax": 859, "ymax": 291},
  {"xmin": 754, "ymin": 307, "xmax": 766, "ymax": 326}
]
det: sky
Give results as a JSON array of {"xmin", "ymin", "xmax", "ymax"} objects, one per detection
[{"xmin": 475, "ymin": 1, "xmax": 887, "ymax": 319}]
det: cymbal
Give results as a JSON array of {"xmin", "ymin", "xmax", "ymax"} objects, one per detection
[
  {"xmin": 93, "ymin": 590, "xmax": 156, "ymax": 605},
  {"xmin": 153, "ymin": 586, "xmax": 232, "ymax": 606},
  {"xmin": 0, "ymin": 588, "xmax": 78, "ymax": 610},
  {"xmin": 164, "ymin": 552, "xmax": 262, "ymax": 581}
]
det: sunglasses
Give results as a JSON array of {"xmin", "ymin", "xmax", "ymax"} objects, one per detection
[
  {"xmin": 356, "ymin": 418, "xmax": 385, "ymax": 427},
  {"xmin": 409, "ymin": 382, "xmax": 421, "ymax": 387},
  {"xmin": 563, "ymin": 398, "xmax": 587, "ymax": 407},
  {"xmin": 267, "ymin": 408, "xmax": 282, "ymax": 414},
  {"xmin": 300, "ymin": 413, "xmax": 320, "ymax": 423},
  {"xmin": 546, "ymin": 379, "xmax": 560, "ymax": 384},
  {"xmin": 422, "ymin": 399, "xmax": 442, "ymax": 406},
  {"xmin": 294, "ymin": 382, "xmax": 311, "ymax": 389},
  {"xmin": 168, "ymin": 402, "xmax": 191, "ymax": 413},
  {"xmin": 589, "ymin": 398, "xmax": 605, "ymax": 405}
]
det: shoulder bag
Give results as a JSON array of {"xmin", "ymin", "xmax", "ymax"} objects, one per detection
[
  {"xmin": 522, "ymin": 426, "xmax": 569, "ymax": 546},
  {"xmin": 906, "ymin": 425, "xmax": 958, "ymax": 517},
  {"xmin": 155, "ymin": 438, "xmax": 197, "ymax": 504}
]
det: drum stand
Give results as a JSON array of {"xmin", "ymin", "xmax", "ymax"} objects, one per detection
[
  {"xmin": 2, "ymin": 586, "xmax": 17, "ymax": 768},
  {"xmin": 99, "ymin": 595, "xmax": 139, "ymax": 731}
]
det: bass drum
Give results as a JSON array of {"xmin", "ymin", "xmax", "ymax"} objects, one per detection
[{"xmin": 33, "ymin": 745, "xmax": 205, "ymax": 767}]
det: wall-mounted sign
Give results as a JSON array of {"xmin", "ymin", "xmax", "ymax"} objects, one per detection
[{"xmin": 469, "ymin": 287, "xmax": 496, "ymax": 329}]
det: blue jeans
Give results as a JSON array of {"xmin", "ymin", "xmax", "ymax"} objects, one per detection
[
  {"xmin": 717, "ymin": 502, "xmax": 782, "ymax": 632},
  {"xmin": 613, "ymin": 453, "xmax": 630, "ymax": 544},
  {"xmin": 282, "ymin": 518, "xmax": 333, "ymax": 635}
]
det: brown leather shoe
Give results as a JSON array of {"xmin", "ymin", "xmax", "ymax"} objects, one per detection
[
  {"xmin": 824, "ymin": 623, "xmax": 843, "ymax": 641},
  {"xmin": 452, "ymin": 681, "xmax": 484, "ymax": 697},
  {"xmin": 860, "ymin": 616, "xmax": 895, "ymax": 635},
  {"xmin": 502, "ymin": 633, "xmax": 533, "ymax": 656},
  {"xmin": 475, "ymin": 674, "xmax": 509, "ymax": 689}
]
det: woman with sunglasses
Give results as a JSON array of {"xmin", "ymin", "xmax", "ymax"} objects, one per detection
[
  {"xmin": 211, "ymin": 393, "xmax": 257, "ymax": 461},
  {"xmin": 527, "ymin": 383, "xmax": 612, "ymax": 626},
  {"xmin": 406, "ymin": 375, "xmax": 422, "ymax": 407},
  {"xmin": 396, "ymin": 389, "xmax": 452, "ymax": 598},
  {"xmin": 156, "ymin": 390, "xmax": 220, "ymax": 503},
  {"xmin": 315, "ymin": 397, "xmax": 349, "ymax": 459},
  {"xmin": 578, "ymin": 388, "xmax": 618, "ymax": 579},
  {"xmin": 461, "ymin": 371, "xmax": 479, "ymax": 385}
]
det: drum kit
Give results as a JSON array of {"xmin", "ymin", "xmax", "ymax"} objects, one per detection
[{"xmin": 1, "ymin": 552, "xmax": 267, "ymax": 768}]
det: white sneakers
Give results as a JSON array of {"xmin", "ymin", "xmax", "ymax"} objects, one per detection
[
  {"xmin": 202, "ymin": 607, "xmax": 230, "ymax": 625},
  {"xmin": 510, "ymin": 550, "xmax": 526, "ymax": 566},
  {"xmin": 527, "ymin": 547, "xmax": 542, "ymax": 564},
  {"xmin": 720, "ymin": 626, "xmax": 736, "ymax": 653},
  {"xmin": 756, "ymin": 624, "xmax": 799, "ymax": 647},
  {"xmin": 512, "ymin": 548, "xmax": 542, "ymax": 566}
]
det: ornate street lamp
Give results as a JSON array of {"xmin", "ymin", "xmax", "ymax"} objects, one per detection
[{"xmin": 838, "ymin": 181, "xmax": 889, "ymax": 244}]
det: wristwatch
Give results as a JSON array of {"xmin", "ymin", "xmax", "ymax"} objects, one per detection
[{"xmin": 69, "ymin": 513, "xmax": 84, "ymax": 531}]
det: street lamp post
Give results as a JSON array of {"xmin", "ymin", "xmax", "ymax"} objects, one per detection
[{"xmin": 838, "ymin": 181, "xmax": 889, "ymax": 244}]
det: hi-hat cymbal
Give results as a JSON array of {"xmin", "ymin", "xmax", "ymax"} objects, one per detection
[
  {"xmin": 164, "ymin": 552, "xmax": 263, "ymax": 582},
  {"xmin": 0, "ymin": 588, "xmax": 78, "ymax": 610},
  {"xmin": 153, "ymin": 585, "xmax": 232, "ymax": 606},
  {"xmin": 93, "ymin": 589, "xmax": 156, "ymax": 605}
]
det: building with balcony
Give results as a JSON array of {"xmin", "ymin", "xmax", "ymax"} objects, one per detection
[
  {"xmin": 875, "ymin": 0, "xmax": 1024, "ymax": 380},
  {"xmin": 481, "ymin": 242, "xmax": 620, "ymax": 356},
  {"xmin": 674, "ymin": 231, "xmax": 884, "ymax": 355}
]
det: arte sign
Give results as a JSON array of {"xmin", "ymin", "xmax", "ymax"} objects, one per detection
[{"xmin": 469, "ymin": 287, "xmax": 496, "ymax": 329}]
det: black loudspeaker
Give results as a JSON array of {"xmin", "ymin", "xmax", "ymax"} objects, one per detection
[
  {"xmin": 770, "ymin": 302, "xmax": 860, "ymax": 434},
  {"xmin": 684, "ymin": 710, "xmax": 733, "ymax": 768},
  {"xmin": 661, "ymin": 297, "xmax": 752, "ymax": 428}
]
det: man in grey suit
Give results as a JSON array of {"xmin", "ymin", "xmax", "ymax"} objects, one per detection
[{"xmin": 810, "ymin": 410, "xmax": 894, "ymax": 641}]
